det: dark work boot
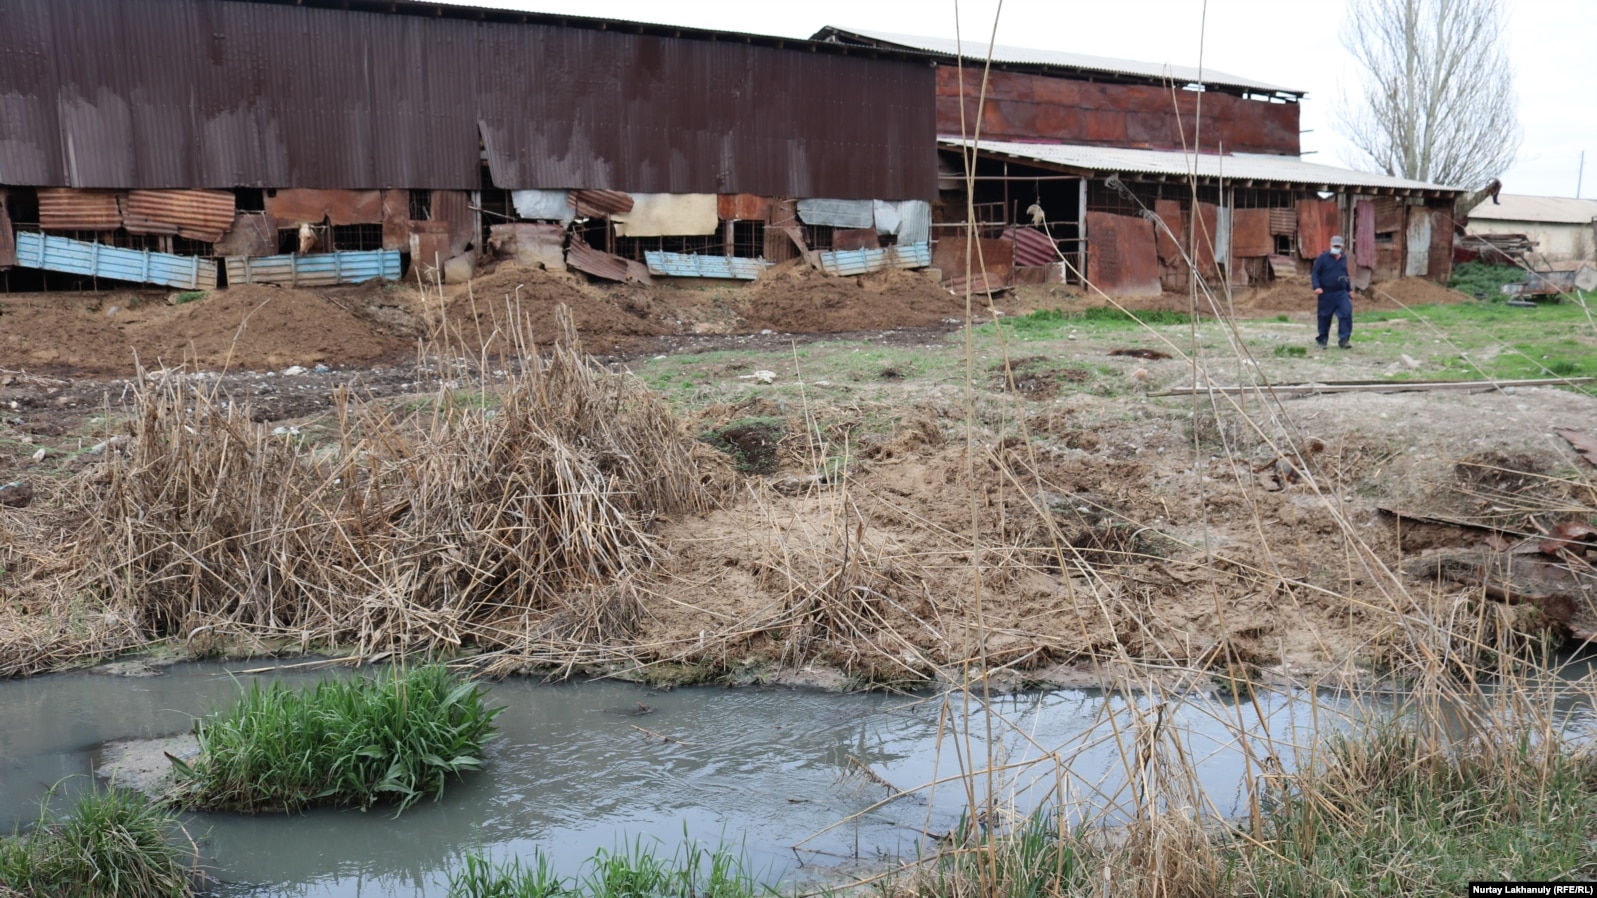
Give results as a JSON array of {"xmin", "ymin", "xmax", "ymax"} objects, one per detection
[
  {"xmin": 1316, "ymin": 339, "xmax": 1328, "ymax": 349},
  {"xmin": 1338, "ymin": 340, "xmax": 1351, "ymax": 349}
]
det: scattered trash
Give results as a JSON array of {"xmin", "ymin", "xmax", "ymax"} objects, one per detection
[
  {"xmin": 31, "ymin": 448, "xmax": 46, "ymax": 462},
  {"xmin": 313, "ymin": 364, "xmax": 329, "ymax": 373},
  {"xmin": 282, "ymin": 365, "xmax": 306, "ymax": 376}
]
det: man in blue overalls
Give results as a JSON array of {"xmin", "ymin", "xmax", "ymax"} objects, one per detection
[{"xmin": 1311, "ymin": 235, "xmax": 1354, "ymax": 349}]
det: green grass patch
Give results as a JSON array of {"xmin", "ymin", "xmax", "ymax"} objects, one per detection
[
  {"xmin": 1448, "ymin": 261, "xmax": 1527, "ymax": 299},
  {"xmin": 447, "ymin": 837, "xmax": 761, "ymax": 898},
  {"xmin": 171, "ymin": 291, "xmax": 206, "ymax": 305},
  {"xmin": 0, "ymin": 785, "xmax": 193, "ymax": 898},
  {"xmin": 984, "ymin": 307, "xmax": 1192, "ymax": 342},
  {"xmin": 171, "ymin": 664, "xmax": 501, "ymax": 814},
  {"xmin": 1273, "ymin": 345, "xmax": 1308, "ymax": 358},
  {"xmin": 1356, "ymin": 299, "xmax": 1597, "ymax": 382},
  {"xmin": 1244, "ymin": 724, "xmax": 1597, "ymax": 895}
]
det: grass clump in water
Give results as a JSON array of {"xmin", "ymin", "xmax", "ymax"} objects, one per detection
[
  {"xmin": 0, "ymin": 784, "xmax": 194, "ymax": 898},
  {"xmin": 447, "ymin": 837, "xmax": 761, "ymax": 898},
  {"xmin": 171, "ymin": 664, "xmax": 501, "ymax": 815}
]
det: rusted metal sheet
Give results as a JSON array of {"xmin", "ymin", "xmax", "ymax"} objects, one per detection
[
  {"xmin": 931, "ymin": 235, "xmax": 1014, "ymax": 286},
  {"xmin": 764, "ymin": 198, "xmax": 800, "ymax": 263},
  {"xmin": 265, "ymin": 189, "xmax": 383, "ymax": 226},
  {"xmin": 1427, "ymin": 205, "xmax": 1453, "ymax": 282},
  {"xmin": 567, "ymin": 236, "xmax": 652, "ymax": 284},
  {"xmin": 832, "ymin": 228, "xmax": 880, "ymax": 252},
  {"xmin": 934, "ymin": 66, "xmax": 1299, "ymax": 156},
  {"xmin": 1374, "ymin": 197, "xmax": 1405, "ymax": 234},
  {"xmin": 2, "ymin": 0, "xmax": 935, "ymax": 198},
  {"xmin": 410, "ymin": 224, "xmax": 452, "ymax": 274},
  {"xmin": 1002, "ymin": 226, "xmax": 1058, "ymax": 267},
  {"xmin": 1193, "ymin": 202, "xmax": 1220, "ymax": 277},
  {"xmin": 430, "ymin": 191, "xmax": 476, "ymax": 259},
  {"xmin": 1297, "ymin": 199, "xmax": 1339, "ymax": 259},
  {"xmin": 571, "ymin": 189, "xmax": 635, "ymax": 219},
  {"xmin": 381, "ymin": 190, "xmax": 410, "ymax": 252},
  {"xmin": 487, "ymin": 223, "xmax": 566, "ymax": 272},
  {"xmin": 1268, "ymin": 207, "xmax": 1296, "ymax": 236},
  {"xmin": 718, "ymin": 194, "xmax": 772, "ymax": 222},
  {"xmin": 122, "ymin": 190, "xmax": 236, "ymax": 242},
  {"xmin": 1230, "ymin": 208, "xmax": 1273, "ymax": 257},
  {"xmin": 0, "ymin": 190, "xmax": 15, "ymax": 268},
  {"xmin": 1154, "ymin": 199, "xmax": 1184, "ymax": 264},
  {"xmin": 212, "ymin": 212, "xmax": 278, "ymax": 258},
  {"xmin": 38, "ymin": 189, "xmax": 122, "ymax": 231},
  {"xmin": 15, "ymin": 232, "xmax": 217, "ymax": 289},
  {"xmin": 1085, "ymin": 211, "xmax": 1161, "ymax": 297},
  {"xmin": 1355, "ymin": 199, "xmax": 1376, "ymax": 271}
]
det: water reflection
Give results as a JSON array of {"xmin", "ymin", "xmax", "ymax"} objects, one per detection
[{"xmin": 0, "ymin": 655, "xmax": 1590, "ymax": 898}]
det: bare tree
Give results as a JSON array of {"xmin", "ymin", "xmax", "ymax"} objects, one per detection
[{"xmin": 1336, "ymin": 0, "xmax": 1520, "ymax": 188}]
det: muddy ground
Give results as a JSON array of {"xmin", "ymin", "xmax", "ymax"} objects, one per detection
[{"xmin": 2, "ymin": 264, "xmax": 1595, "ymax": 685}]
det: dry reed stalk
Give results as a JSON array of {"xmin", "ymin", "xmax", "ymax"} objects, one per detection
[{"xmin": 46, "ymin": 304, "xmax": 707, "ymax": 670}]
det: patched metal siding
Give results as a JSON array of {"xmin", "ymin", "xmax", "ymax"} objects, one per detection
[
  {"xmin": 0, "ymin": 0, "xmax": 936, "ymax": 199},
  {"xmin": 15, "ymin": 232, "xmax": 219, "ymax": 289}
]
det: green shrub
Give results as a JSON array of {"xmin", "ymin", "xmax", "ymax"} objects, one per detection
[
  {"xmin": 1448, "ymin": 261, "xmax": 1525, "ymax": 299},
  {"xmin": 0, "ymin": 785, "xmax": 193, "ymax": 898},
  {"xmin": 172, "ymin": 664, "xmax": 501, "ymax": 814},
  {"xmin": 171, "ymin": 291, "xmax": 206, "ymax": 305},
  {"xmin": 447, "ymin": 838, "xmax": 759, "ymax": 898}
]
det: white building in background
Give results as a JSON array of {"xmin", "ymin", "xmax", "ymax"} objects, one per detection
[{"xmin": 1466, "ymin": 194, "xmax": 1597, "ymax": 261}]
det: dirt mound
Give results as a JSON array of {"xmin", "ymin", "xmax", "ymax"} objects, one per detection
[
  {"xmin": 0, "ymin": 284, "xmax": 414, "ymax": 377},
  {"xmin": 433, "ymin": 264, "xmax": 670, "ymax": 355},
  {"xmin": 737, "ymin": 262, "xmax": 963, "ymax": 333}
]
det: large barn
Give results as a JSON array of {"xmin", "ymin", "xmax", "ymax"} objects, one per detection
[
  {"xmin": 0, "ymin": 0, "xmax": 938, "ymax": 291},
  {"xmin": 815, "ymin": 28, "xmax": 1465, "ymax": 296}
]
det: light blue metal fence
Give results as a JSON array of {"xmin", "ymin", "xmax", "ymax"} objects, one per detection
[
  {"xmin": 814, "ymin": 241, "xmax": 931, "ymax": 277},
  {"xmin": 223, "ymin": 250, "xmax": 402, "ymax": 287},
  {"xmin": 14, "ymin": 232, "xmax": 218, "ymax": 290},
  {"xmin": 643, "ymin": 250, "xmax": 772, "ymax": 280}
]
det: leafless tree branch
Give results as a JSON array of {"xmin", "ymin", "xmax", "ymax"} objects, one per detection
[{"xmin": 1336, "ymin": 0, "xmax": 1521, "ymax": 188}]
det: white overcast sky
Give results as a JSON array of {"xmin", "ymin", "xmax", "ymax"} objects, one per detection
[{"xmin": 434, "ymin": 0, "xmax": 1595, "ymax": 198}]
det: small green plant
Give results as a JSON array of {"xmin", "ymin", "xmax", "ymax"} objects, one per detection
[
  {"xmin": 0, "ymin": 784, "xmax": 193, "ymax": 898},
  {"xmin": 1544, "ymin": 358, "xmax": 1582, "ymax": 376},
  {"xmin": 171, "ymin": 664, "xmax": 501, "ymax": 814},
  {"xmin": 1274, "ymin": 345, "xmax": 1309, "ymax": 358},
  {"xmin": 171, "ymin": 291, "xmax": 206, "ymax": 305},
  {"xmin": 1274, "ymin": 314, "xmax": 1291, "ymax": 323},
  {"xmin": 698, "ymin": 418, "xmax": 785, "ymax": 474}
]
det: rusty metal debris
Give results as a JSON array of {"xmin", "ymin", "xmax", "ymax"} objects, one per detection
[
  {"xmin": 37, "ymin": 189, "xmax": 122, "ymax": 231},
  {"xmin": 122, "ymin": 190, "xmax": 236, "ymax": 243},
  {"xmin": 264, "ymin": 189, "xmax": 383, "ymax": 226}
]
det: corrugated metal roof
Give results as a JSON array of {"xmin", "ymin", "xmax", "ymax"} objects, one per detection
[
  {"xmin": 1, "ymin": 0, "xmax": 936, "ymax": 199},
  {"xmin": 816, "ymin": 27, "xmax": 1303, "ymax": 97},
  {"xmin": 941, "ymin": 139, "xmax": 1462, "ymax": 193},
  {"xmin": 1467, "ymin": 194, "xmax": 1597, "ymax": 224}
]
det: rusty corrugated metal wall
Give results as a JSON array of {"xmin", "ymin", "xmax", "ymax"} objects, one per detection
[{"xmin": 0, "ymin": 0, "xmax": 936, "ymax": 200}]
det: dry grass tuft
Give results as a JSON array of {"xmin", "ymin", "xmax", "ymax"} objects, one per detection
[{"xmin": 46, "ymin": 305, "xmax": 706, "ymax": 669}]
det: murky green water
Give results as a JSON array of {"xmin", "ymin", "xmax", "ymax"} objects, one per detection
[{"xmin": 1, "ymin": 657, "xmax": 1591, "ymax": 896}]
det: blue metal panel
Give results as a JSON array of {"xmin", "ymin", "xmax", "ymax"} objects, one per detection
[
  {"xmin": 815, "ymin": 242, "xmax": 932, "ymax": 277},
  {"xmin": 643, "ymin": 250, "xmax": 772, "ymax": 280},
  {"xmin": 13, "ymin": 232, "xmax": 218, "ymax": 289},
  {"xmin": 224, "ymin": 251, "xmax": 403, "ymax": 287}
]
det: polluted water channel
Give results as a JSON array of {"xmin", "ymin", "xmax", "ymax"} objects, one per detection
[{"xmin": 1, "ymin": 657, "xmax": 1593, "ymax": 897}]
